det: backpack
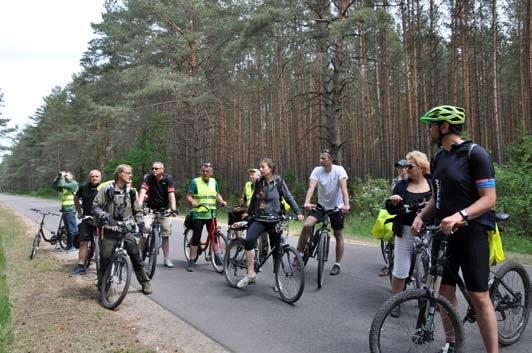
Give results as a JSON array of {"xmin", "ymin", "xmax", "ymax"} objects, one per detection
[
  {"xmin": 273, "ymin": 176, "xmax": 292, "ymax": 214},
  {"xmin": 105, "ymin": 183, "xmax": 137, "ymax": 220}
]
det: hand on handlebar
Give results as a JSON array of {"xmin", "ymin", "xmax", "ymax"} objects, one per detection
[
  {"xmin": 303, "ymin": 203, "xmax": 315, "ymax": 211},
  {"xmin": 411, "ymin": 215, "xmax": 424, "ymax": 235},
  {"xmin": 389, "ymin": 195, "xmax": 403, "ymax": 205},
  {"xmin": 439, "ymin": 212, "xmax": 465, "ymax": 235}
]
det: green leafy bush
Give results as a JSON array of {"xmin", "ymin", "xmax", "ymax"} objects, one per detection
[
  {"xmin": 495, "ymin": 131, "xmax": 531, "ymax": 238},
  {"xmin": 350, "ymin": 176, "xmax": 390, "ymax": 218}
]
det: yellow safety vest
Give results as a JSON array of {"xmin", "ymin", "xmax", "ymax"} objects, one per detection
[
  {"xmin": 61, "ymin": 189, "xmax": 75, "ymax": 207},
  {"xmin": 193, "ymin": 177, "xmax": 217, "ymax": 212},
  {"xmin": 244, "ymin": 181, "xmax": 253, "ymax": 206}
]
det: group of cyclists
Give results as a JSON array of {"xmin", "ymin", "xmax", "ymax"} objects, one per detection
[{"xmin": 50, "ymin": 105, "xmax": 501, "ymax": 353}]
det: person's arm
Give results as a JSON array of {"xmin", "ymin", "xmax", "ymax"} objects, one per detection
[
  {"xmin": 303, "ymin": 179, "xmax": 318, "ymax": 209},
  {"xmin": 137, "ymin": 188, "xmax": 147, "ymax": 207},
  {"xmin": 339, "ymin": 177, "xmax": 350, "ymax": 214},
  {"xmin": 168, "ymin": 192, "xmax": 177, "ymax": 211},
  {"xmin": 185, "ymin": 180, "xmax": 198, "ymax": 208},
  {"xmin": 74, "ymin": 194, "xmax": 82, "ymax": 218},
  {"xmin": 280, "ymin": 180, "xmax": 302, "ymax": 218},
  {"xmin": 92, "ymin": 188, "xmax": 112, "ymax": 225},
  {"xmin": 51, "ymin": 173, "xmax": 63, "ymax": 191}
]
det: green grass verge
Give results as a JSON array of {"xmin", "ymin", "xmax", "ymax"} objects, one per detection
[{"xmin": 0, "ymin": 209, "xmax": 15, "ymax": 352}]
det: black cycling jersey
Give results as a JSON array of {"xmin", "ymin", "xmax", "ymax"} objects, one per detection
[
  {"xmin": 76, "ymin": 182, "xmax": 100, "ymax": 216},
  {"xmin": 431, "ymin": 141, "xmax": 496, "ymax": 229},
  {"xmin": 141, "ymin": 173, "xmax": 175, "ymax": 210}
]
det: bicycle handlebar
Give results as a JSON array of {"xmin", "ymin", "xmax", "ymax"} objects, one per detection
[{"xmin": 30, "ymin": 208, "xmax": 60, "ymax": 217}]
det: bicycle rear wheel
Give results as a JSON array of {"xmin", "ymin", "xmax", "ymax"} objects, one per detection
[
  {"xmin": 224, "ymin": 238, "xmax": 247, "ymax": 287},
  {"xmin": 183, "ymin": 228, "xmax": 199, "ymax": 263},
  {"xmin": 210, "ymin": 231, "xmax": 228, "ymax": 274},
  {"xmin": 275, "ymin": 246, "xmax": 305, "ymax": 304},
  {"xmin": 30, "ymin": 233, "xmax": 41, "ymax": 259},
  {"xmin": 369, "ymin": 288, "xmax": 464, "ymax": 353},
  {"xmin": 316, "ymin": 230, "xmax": 328, "ymax": 289},
  {"xmin": 100, "ymin": 253, "xmax": 131, "ymax": 310},
  {"xmin": 489, "ymin": 261, "xmax": 530, "ymax": 346}
]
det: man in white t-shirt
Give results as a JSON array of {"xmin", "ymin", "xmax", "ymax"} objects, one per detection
[{"xmin": 297, "ymin": 149, "xmax": 350, "ymax": 275}]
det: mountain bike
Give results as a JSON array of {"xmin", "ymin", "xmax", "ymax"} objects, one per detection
[
  {"xmin": 141, "ymin": 208, "xmax": 173, "ymax": 279},
  {"xmin": 30, "ymin": 208, "xmax": 67, "ymax": 259},
  {"xmin": 302, "ymin": 206, "xmax": 340, "ymax": 288},
  {"xmin": 369, "ymin": 215, "xmax": 530, "ymax": 353},
  {"xmin": 183, "ymin": 205, "xmax": 228, "ymax": 274},
  {"xmin": 99, "ymin": 219, "xmax": 137, "ymax": 310},
  {"xmin": 224, "ymin": 215, "xmax": 305, "ymax": 304}
]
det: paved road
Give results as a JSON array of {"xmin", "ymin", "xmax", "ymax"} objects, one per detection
[{"xmin": 2, "ymin": 194, "xmax": 531, "ymax": 353}]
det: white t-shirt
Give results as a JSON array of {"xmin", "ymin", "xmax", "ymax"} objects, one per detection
[{"xmin": 309, "ymin": 165, "xmax": 348, "ymax": 209}]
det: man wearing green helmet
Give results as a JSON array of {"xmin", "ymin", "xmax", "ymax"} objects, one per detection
[{"xmin": 412, "ymin": 105, "xmax": 498, "ymax": 353}]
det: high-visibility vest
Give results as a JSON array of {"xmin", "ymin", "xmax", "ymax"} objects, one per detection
[
  {"xmin": 193, "ymin": 177, "xmax": 217, "ymax": 212},
  {"xmin": 244, "ymin": 181, "xmax": 253, "ymax": 206},
  {"xmin": 61, "ymin": 189, "xmax": 75, "ymax": 207}
]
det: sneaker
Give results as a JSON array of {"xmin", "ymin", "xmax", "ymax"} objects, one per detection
[
  {"xmin": 378, "ymin": 266, "xmax": 389, "ymax": 277},
  {"xmin": 437, "ymin": 343, "xmax": 456, "ymax": 353},
  {"xmin": 273, "ymin": 283, "xmax": 280, "ymax": 293},
  {"xmin": 330, "ymin": 264, "xmax": 341, "ymax": 276},
  {"xmin": 390, "ymin": 305, "xmax": 401, "ymax": 318},
  {"xmin": 65, "ymin": 247, "xmax": 78, "ymax": 253},
  {"xmin": 214, "ymin": 254, "xmax": 223, "ymax": 266},
  {"xmin": 69, "ymin": 265, "xmax": 86, "ymax": 277},
  {"xmin": 186, "ymin": 260, "xmax": 195, "ymax": 272},
  {"xmin": 164, "ymin": 258, "xmax": 174, "ymax": 268},
  {"xmin": 141, "ymin": 281, "xmax": 152, "ymax": 295},
  {"xmin": 237, "ymin": 273, "xmax": 257, "ymax": 288}
]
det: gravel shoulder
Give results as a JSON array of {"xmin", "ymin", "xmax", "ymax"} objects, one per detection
[{"xmin": 2, "ymin": 204, "xmax": 230, "ymax": 353}]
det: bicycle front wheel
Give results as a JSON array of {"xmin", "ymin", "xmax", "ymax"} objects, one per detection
[
  {"xmin": 256, "ymin": 232, "xmax": 269, "ymax": 264},
  {"xmin": 183, "ymin": 228, "xmax": 198, "ymax": 263},
  {"xmin": 224, "ymin": 238, "xmax": 247, "ymax": 287},
  {"xmin": 490, "ymin": 260, "xmax": 530, "ymax": 346},
  {"xmin": 58, "ymin": 226, "xmax": 68, "ymax": 249},
  {"xmin": 369, "ymin": 288, "xmax": 464, "ymax": 353},
  {"xmin": 316, "ymin": 230, "xmax": 328, "ymax": 289},
  {"xmin": 275, "ymin": 246, "xmax": 305, "ymax": 304},
  {"xmin": 100, "ymin": 253, "xmax": 131, "ymax": 310},
  {"xmin": 146, "ymin": 231, "xmax": 160, "ymax": 279},
  {"xmin": 210, "ymin": 232, "xmax": 228, "ymax": 274},
  {"xmin": 30, "ymin": 233, "xmax": 41, "ymax": 259}
]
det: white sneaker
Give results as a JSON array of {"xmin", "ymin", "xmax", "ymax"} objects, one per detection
[
  {"xmin": 164, "ymin": 258, "xmax": 174, "ymax": 268},
  {"xmin": 237, "ymin": 273, "xmax": 257, "ymax": 288}
]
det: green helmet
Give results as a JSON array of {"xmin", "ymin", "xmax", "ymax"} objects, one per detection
[{"xmin": 420, "ymin": 105, "xmax": 465, "ymax": 125}]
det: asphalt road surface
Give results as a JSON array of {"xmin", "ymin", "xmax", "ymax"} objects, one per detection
[{"xmin": 2, "ymin": 194, "xmax": 530, "ymax": 353}]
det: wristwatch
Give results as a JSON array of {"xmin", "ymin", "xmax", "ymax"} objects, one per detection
[{"xmin": 459, "ymin": 209, "xmax": 469, "ymax": 221}]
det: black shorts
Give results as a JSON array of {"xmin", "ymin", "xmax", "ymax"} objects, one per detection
[
  {"xmin": 309, "ymin": 205, "xmax": 344, "ymax": 230},
  {"xmin": 78, "ymin": 219, "xmax": 96, "ymax": 242},
  {"xmin": 439, "ymin": 221, "xmax": 490, "ymax": 292}
]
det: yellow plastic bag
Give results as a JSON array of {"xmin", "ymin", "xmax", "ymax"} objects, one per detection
[
  {"xmin": 371, "ymin": 209, "xmax": 395, "ymax": 241},
  {"xmin": 488, "ymin": 223, "xmax": 505, "ymax": 265}
]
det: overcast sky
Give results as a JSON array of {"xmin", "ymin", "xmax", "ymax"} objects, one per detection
[{"xmin": 0, "ymin": 0, "xmax": 105, "ymax": 132}]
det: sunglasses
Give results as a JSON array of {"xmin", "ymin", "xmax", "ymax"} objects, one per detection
[
  {"xmin": 151, "ymin": 167, "xmax": 161, "ymax": 170},
  {"xmin": 407, "ymin": 164, "xmax": 416, "ymax": 170}
]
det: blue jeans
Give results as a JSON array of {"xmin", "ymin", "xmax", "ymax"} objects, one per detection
[{"xmin": 63, "ymin": 211, "xmax": 78, "ymax": 249}]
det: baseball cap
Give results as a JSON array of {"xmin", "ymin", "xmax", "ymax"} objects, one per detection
[
  {"xmin": 248, "ymin": 168, "xmax": 260, "ymax": 174},
  {"xmin": 395, "ymin": 159, "xmax": 409, "ymax": 168}
]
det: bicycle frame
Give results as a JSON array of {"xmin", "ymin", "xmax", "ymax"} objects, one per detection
[
  {"xmin": 304, "ymin": 207, "xmax": 339, "ymax": 262},
  {"xmin": 250, "ymin": 216, "xmax": 295, "ymax": 272}
]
